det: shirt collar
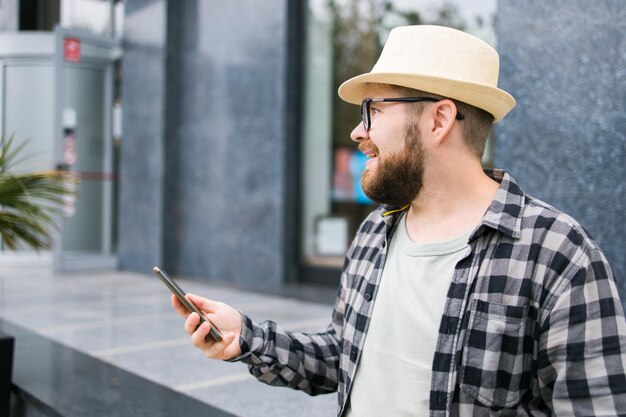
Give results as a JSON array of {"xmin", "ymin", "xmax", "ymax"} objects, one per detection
[
  {"xmin": 478, "ymin": 169, "xmax": 525, "ymax": 239},
  {"xmin": 380, "ymin": 169, "xmax": 525, "ymax": 239}
]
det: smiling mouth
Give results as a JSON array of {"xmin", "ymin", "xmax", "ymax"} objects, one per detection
[
  {"xmin": 358, "ymin": 142, "xmax": 379, "ymax": 159},
  {"xmin": 360, "ymin": 148, "xmax": 378, "ymax": 158}
]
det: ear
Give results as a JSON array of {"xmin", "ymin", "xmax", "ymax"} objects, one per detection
[{"xmin": 427, "ymin": 99, "xmax": 458, "ymax": 145}]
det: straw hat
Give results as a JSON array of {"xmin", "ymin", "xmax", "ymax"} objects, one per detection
[{"xmin": 338, "ymin": 25, "xmax": 515, "ymax": 123}]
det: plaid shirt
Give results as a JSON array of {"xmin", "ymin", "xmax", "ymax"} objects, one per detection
[{"xmin": 236, "ymin": 170, "xmax": 626, "ymax": 416}]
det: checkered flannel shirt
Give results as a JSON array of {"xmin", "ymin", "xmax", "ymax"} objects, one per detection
[{"xmin": 235, "ymin": 170, "xmax": 626, "ymax": 416}]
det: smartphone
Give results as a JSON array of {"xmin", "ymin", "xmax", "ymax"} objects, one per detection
[{"xmin": 152, "ymin": 266, "xmax": 223, "ymax": 342}]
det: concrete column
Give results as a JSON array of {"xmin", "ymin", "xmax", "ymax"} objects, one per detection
[
  {"xmin": 118, "ymin": 0, "xmax": 167, "ymax": 272},
  {"xmin": 119, "ymin": 1, "xmax": 295, "ymax": 288},
  {"xmin": 161, "ymin": 0, "xmax": 291, "ymax": 288}
]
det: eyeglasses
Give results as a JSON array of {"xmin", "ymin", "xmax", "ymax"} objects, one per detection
[{"xmin": 360, "ymin": 97, "xmax": 465, "ymax": 131}]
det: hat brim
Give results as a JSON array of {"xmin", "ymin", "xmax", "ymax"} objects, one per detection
[{"xmin": 338, "ymin": 72, "xmax": 516, "ymax": 123}]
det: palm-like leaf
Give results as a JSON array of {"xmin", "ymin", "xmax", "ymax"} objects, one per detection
[{"xmin": 0, "ymin": 136, "xmax": 76, "ymax": 250}]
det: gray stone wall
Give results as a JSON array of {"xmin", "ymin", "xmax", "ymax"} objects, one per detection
[
  {"xmin": 120, "ymin": 1, "xmax": 292, "ymax": 288},
  {"xmin": 495, "ymin": 1, "xmax": 626, "ymax": 307},
  {"xmin": 118, "ymin": 0, "xmax": 167, "ymax": 272}
]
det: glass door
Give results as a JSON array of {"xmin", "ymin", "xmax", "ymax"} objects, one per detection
[{"xmin": 53, "ymin": 28, "xmax": 121, "ymax": 270}]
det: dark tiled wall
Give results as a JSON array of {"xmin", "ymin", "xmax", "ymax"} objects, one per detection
[{"xmin": 495, "ymin": 1, "xmax": 626, "ymax": 307}]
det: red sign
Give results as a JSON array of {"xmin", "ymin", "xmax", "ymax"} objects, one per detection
[{"xmin": 64, "ymin": 38, "xmax": 81, "ymax": 62}]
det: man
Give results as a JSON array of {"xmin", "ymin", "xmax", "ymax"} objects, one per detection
[{"xmin": 172, "ymin": 25, "xmax": 626, "ymax": 416}]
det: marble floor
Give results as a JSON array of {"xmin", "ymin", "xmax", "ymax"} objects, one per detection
[{"xmin": 0, "ymin": 267, "xmax": 338, "ymax": 417}]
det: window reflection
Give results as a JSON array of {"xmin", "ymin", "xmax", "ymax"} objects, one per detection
[
  {"xmin": 60, "ymin": 0, "xmax": 124, "ymax": 38},
  {"xmin": 301, "ymin": 0, "xmax": 496, "ymax": 270}
]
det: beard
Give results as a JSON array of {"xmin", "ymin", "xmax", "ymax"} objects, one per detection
[{"xmin": 360, "ymin": 122, "xmax": 425, "ymax": 207}]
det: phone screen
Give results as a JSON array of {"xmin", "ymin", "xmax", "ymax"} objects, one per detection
[{"xmin": 152, "ymin": 266, "xmax": 222, "ymax": 342}]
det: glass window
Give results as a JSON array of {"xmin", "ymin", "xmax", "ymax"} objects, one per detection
[
  {"xmin": 300, "ymin": 0, "xmax": 496, "ymax": 271},
  {"xmin": 60, "ymin": 0, "xmax": 124, "ymax": 38}
]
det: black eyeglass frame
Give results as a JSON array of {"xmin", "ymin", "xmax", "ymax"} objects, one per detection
[{"xmin": 360, "ymin": 97, "xmax": 465, "ymax": 131}]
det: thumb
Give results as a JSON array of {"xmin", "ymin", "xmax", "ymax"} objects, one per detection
[{"xmin": 222, "ymin": 332, "xmax": 242, "ymax": 360}]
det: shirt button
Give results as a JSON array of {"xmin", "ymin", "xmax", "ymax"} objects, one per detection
[
  {"xmin": 364, "ymin": 293, "xmax": 372, "ymax": 301},
  {"xmin": 350, "ymin": 347, "xmax": 358, "ymax": 360}
]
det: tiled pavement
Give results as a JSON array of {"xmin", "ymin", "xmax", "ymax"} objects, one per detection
[{"xmin": 0, "ymin": 266, "xmax": 338, "ymax": 416}]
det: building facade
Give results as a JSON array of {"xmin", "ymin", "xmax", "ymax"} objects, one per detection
[{"xmin": 2, "ymin": 0, "xmax": 624, "ymax": 308}]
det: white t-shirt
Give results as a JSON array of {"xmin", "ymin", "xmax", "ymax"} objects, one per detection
[{"xmin": 346, "ymin": 213, "xmax": 471, "ymax": 416}]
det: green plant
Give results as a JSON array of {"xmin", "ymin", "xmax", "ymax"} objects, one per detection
[{"xmin": 0, "ymin": 136, "xmax": 76, "ymax": 250}]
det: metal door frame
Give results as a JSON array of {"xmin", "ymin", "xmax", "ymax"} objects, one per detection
[{"xmin": 53, "ymin": 27, "xmax": 122, "ymax": 271}]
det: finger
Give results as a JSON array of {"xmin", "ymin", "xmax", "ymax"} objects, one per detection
[
  {"xmin": 220, "ymin": 332, "xmax": 241, "ymax": 360},
  {"xmin": 201, "ymin": 329, "xmax": 237, "ymax": 360},
  {"xmin": 171, "ymin": 294, "xmax": 191, "ymax": 318},
  {"xmin": 184, "ymin": 312, "xmax": 201, "ymax": 336},
  {"xmin": 190, "ymin": 321, "xmax": 213, "ymax": 348}
]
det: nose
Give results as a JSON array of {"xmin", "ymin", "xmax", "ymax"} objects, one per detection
[{"xmin": 350, "ymin": 121, "xmax": 368, "ymax": 143}]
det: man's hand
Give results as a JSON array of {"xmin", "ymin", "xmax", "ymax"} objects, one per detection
[{"xmin": 171, "ymin": 293, "xmax": 243, "ymax": 360}]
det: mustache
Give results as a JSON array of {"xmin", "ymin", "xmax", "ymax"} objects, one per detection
[{"xmin": 357, "ymin": 141, "xmax": 379, "ymax": 155}]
